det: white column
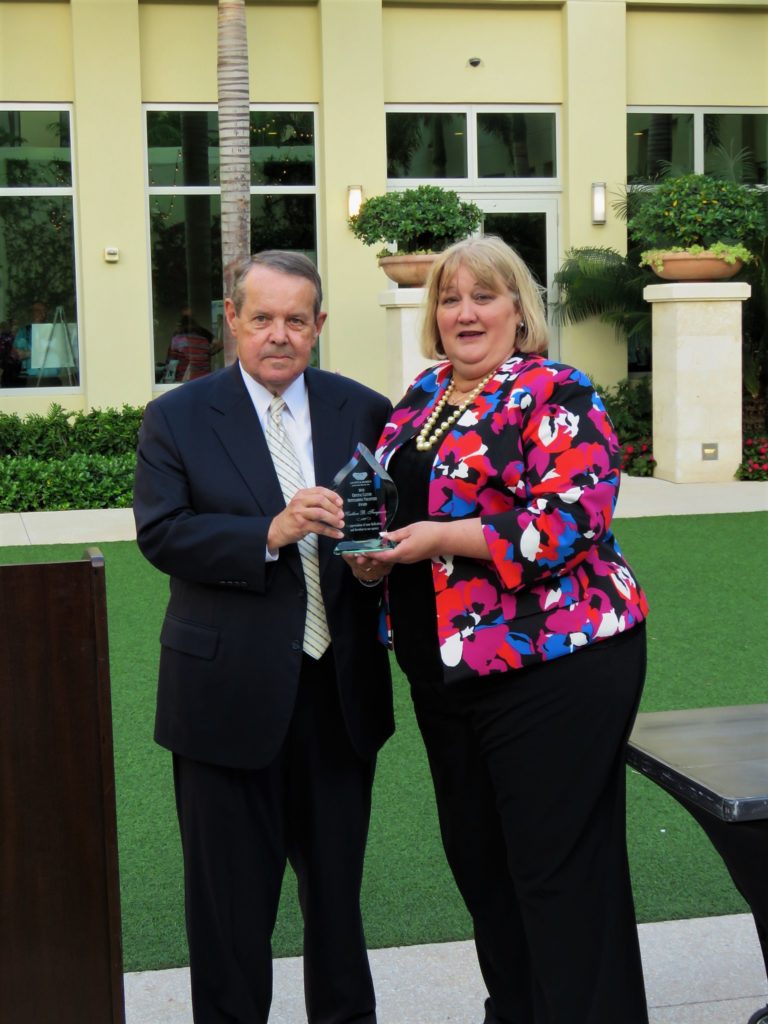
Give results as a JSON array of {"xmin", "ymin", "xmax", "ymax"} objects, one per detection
[
  {"xmin": 378, "ymin": 288, "xmax": 434, "ymax": 402},
  {"xmin": 644, "ymin": 282, "xmax": 750, "ymax": 483}
]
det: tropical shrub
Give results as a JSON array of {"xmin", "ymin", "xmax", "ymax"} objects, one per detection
[
  {"xmin": 618, "ymin": 438, "xmax": 656, "ymax": 477},
  {"xmin": 596, "ymin": 377, "xmax": 656, "ymax": 477},
  {"xmin": 0, "ymin": 404, "xmax": 143, "ymax": 511},
  {"xmin": 552, "ymin": 246, "xmax": 655, "ymax": 355},
  {"xmin": 0, "ymin": 453, "xmax": 136, "ymax": 512},
  {"xmin": 348, "ymin": 185, "xmax": 482, "ymax": 256},
  {"xmin": 627, "ymin": 174, "xmax": 766, "ymax": 254},
  {"xmin": 0, "ymin": 403, "xmax": 143, "ymax": 457}
]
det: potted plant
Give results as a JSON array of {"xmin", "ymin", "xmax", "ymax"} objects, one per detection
[
  {"xmin": 348, "ymin": 185, "xmax": 483, "ymax": 285},
  {"xmin": 627, "ymin": 174, "xmax": 766, "ymax": 281}
]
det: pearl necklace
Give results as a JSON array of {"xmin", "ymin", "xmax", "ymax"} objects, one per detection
[{"xmin": 415, "ymin": 370, "xmax": 496, "ymax": 452}]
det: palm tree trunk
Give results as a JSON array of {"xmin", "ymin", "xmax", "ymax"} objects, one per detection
[{"xmin": 218, "ymin": 0, "xmax": 251, "ymax": 365}]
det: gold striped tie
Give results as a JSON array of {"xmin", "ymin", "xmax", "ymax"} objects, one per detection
[{"xmin": 265, "ymin": 396, "xmax": 331, "ymax": 660}]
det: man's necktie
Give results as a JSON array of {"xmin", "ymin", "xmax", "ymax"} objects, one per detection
[{"xmin": 265, "ymin": 396, "xmax": 331, "ymax": 660}]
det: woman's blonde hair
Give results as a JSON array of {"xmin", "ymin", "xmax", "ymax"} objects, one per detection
[{"xmin": 420, "ymin": 235, "xmax": 549, "ymax": 360}]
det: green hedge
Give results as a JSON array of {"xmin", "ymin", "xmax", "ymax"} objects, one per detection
[
  {"xmin": 0, "ymin": 403, "xmax": 143, "ymax": 458},
  {"xmin": 0, "ymin": 452, "xmax": 136, "ymax": 511},
  {"xmin": 0, "ymin": 404, "xmax": 142, "ymax": 511},
  {"xmin": 1, "ymin": 391, "xmax": 762, "ymax": 511}
]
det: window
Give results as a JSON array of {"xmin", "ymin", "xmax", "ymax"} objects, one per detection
[
  {"xmin": 387, "ymin": 112, "xmax": 468, "ymax": 178},
  {"xmin": 0, "ymin": 107, "xmax": 79, "ymax": 390},
  {"xmin": 704, "ymin": 113, "xmax": 768, "ymax": 185},
  {"xmin": 627, "ymin": 112, "xmax": 694, "ymax": 181},
  {"xmin": 146, "ymin": 106, "xmax": 318, "ymax": 385},
  {"xmin": 477, "ymin": 112, "xmax": 556, "ymax": 179},
  {"xmin": 386, "ymin": 105, "xmax": 559, "ymax": 185},
  {"xmin": 628, "ymin": 108, "xmax": 768, "ymax": 184}
]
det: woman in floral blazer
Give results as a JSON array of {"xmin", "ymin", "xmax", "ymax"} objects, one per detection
[{"xmin": 350, "ymin": 236, "xmax": 650, "ymax": 1023}]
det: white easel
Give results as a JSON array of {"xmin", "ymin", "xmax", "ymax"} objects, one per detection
[{"xmin": 32, "ymin": 306, "xmax": 77, "ymax": 386}]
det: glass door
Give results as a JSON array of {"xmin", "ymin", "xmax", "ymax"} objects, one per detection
[{"xmin": 468, "ymin": 196, "xmax": 560, "ymax": 359}]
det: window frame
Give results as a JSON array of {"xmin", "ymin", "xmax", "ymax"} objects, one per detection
[
  {"xmin": 627, "ymin": 105, "xmax": 768, "ymax": 181},
  {"xmin": 0, "ymin": 102, "xmax": 82, "ymax": 394},
  {"xmin": 385, "ymin": 103, "xmax": 561, "ymax": 191}
]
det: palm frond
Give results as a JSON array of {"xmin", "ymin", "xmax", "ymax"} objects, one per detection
[
  {"xmin": 706, "ymin": 143, "xmax": 757, "ymax": 184},
  {"xmin": 551, "ymin": 245, "xmax": 653, "ymax": 348}
]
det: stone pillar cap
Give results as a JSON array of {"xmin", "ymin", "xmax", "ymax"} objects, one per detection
[{"xmin": 644, "ymin": 282, "xmax": 751, "ymax": 303}]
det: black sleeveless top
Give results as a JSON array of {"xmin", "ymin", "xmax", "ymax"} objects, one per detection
[{"xmin": 387, "ymin": 440, "xmax": 443, "ymax": 682}]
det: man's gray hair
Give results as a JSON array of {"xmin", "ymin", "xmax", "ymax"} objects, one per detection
[{"xmin": 229, "ymin": 251, "xmax": 323, "ymax": 318}]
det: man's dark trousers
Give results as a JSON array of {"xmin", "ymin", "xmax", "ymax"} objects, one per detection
[{"xmin": 174, "ymin": 651, "xmax": 376, "ymax": 1024}]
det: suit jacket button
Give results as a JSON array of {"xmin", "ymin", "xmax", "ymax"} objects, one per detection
[
  {"xmin": 298, "ymin": 588, "xmax": 306, "ymax": 599},
  {"xmin": 291, "ymin": 641, "xmax": 301, "ymax": 651}
]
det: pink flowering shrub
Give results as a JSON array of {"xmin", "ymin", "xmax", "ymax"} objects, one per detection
[
  {"xmin": 620, "ymin": 437, "xmax": 656, "ymax": 477},
  {"xmin": 737, "ymin": 437, "xmax": 768, "ymax": 481}
]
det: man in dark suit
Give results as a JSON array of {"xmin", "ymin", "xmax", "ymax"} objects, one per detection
[{"xmin": 133, "ymin": 251, "xmax": 394, "ymax": 1024}]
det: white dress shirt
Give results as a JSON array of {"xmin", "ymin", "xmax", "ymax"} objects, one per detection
[
  {"xmin": 239, "ymin": 363, "xmax": 316, "ymax": 486},
  {"xmin": 239, "ymin": 364, "xmax": 317, "ymax": 561}
]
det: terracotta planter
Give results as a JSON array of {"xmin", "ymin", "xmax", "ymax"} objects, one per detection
[
  {"xmin": 378, "ymin": 253, "xmax": 439, "ymax": 287},
  {"xmin": 651, "ymin": 250, "xmax": 743, "ymax": 282}
]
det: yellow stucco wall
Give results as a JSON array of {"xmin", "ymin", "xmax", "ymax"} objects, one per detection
[
  {"xmin": 382, "ymin": 5, "xmax": 562, "ymax": 103},
  {"xmin": 139, "ymin": 3, "xmax": 321, "ymax": 103},
  {"xmin": 0, "ymin": 3, "xmax": 73, "ymax": 100},
  {"xmin": 627, "ymin": 9, "xmax": 768, "ymax": 105}
]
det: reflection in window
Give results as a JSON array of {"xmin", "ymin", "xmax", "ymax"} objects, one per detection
[
  {"xmin": 477, "ymin": 113, "xmax": 556, "ymax": 178},
  {"xmin": 147, "ymin": 110, "xmax": 220, "ymax": 187},
  {"xmin": 0, "ymin": 108, "xmax": 78, "ymax": 389},
  {"xmin": 0, "ymin": 109, "xmax": 71, "ymax": 188},
  {"xmin": 147, "ymin": 110, "xmax": 317, "ymax": 189},
  {"xmin": 252, "ymin": 194, "xmax": 316, "ymax": 253},
  {"xmin": 627, "ymin": 113, "xmax": 694, "ymax": 181},
  {"xmin": 250, "ymin": 111, "xmax": 314, "ymax": 186},
  {"xmin": 0, "ymin": 203, "xmax": 79, "ymax": 388},
  {"xmin": 704, "ymin": 114, "xmax": 768, "ymax": 185},
  {"xmin": 150, "ymin": 193, "xmax": 223, "ymax": 383},
  {"xmin": 386, "ymin": 113, "xmax": 467, "ymax": 178},
  {"xmin": 147, "ymin": 107, "xmax": 318, "ymax": 384},
  {"xmin": 149, "ymin": 192, "xmax": 317, "ymax": 382}
]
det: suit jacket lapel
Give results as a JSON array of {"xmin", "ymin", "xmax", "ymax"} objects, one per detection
[
  {"xmin": 208, "ymin": 365, "xmax": 307, "ymax": 580},
  {"xmin": 208, "ymin": 363, "xmax": 285, "ymax": 517},
  {"xmin": 306, "ymin": 368, "xmax": 352, "ymax": 489},
  {"xmin": 306, "ymin": 368, "xmax": 354, "ymax": 573}
]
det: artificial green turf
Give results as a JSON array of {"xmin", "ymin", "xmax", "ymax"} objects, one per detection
[{"xmin": 3, "ymin": 510, "xmax": 766, "ymax": 971}]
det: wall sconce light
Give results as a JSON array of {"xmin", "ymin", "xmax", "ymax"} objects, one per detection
[
  {"xmin": 347, "ymin": 185, "xmax": 363, "ymax": 219},
  {"xmin": 591, "ymin": 182, "xmax": 607, "ymax": 225}
]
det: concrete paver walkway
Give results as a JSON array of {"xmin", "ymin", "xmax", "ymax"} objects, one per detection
[{"xmin": 124, "ymin": 914, "xmax": 767, "ymax": 1024}]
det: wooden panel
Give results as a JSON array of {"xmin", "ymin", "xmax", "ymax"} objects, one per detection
[{"xmin": 0, "ymin": 549, "xmax": 125, "ymax": 1024}]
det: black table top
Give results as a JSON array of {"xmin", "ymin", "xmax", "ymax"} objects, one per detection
[{"xmin": 627, "ymin": 704, "xmax": 768, "ymax": 822}]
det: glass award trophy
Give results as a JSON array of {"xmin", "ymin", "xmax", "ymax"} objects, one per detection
[{"xmin": 331, "ymin": 443, "xmax": 398, "ymax": 554}]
